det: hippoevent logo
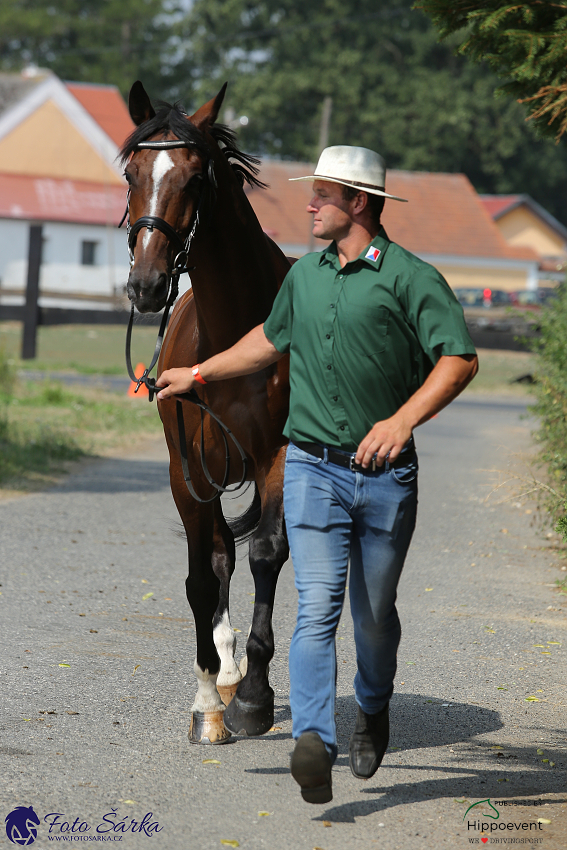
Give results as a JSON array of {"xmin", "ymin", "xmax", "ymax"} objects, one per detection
[
  {"xmin": 463, "ymin": 798, "xmax": 546, "ymax": 842},
  {"xmin": 5, "ymin": 806, "xmax": 40, "ymax": 846},
  {"xmin": 5, "ymin": 806, "xmax": 164, "ymax": 844}
]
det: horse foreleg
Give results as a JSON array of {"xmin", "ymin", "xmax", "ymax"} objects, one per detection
[
  {"xmin": 224, "ymin": 463, "xmax": 289, "ymax": 737},
  {"xmin": 173, "ymin": 482, "xmax": 230, "ymax": 745},
  {"xmin": 211, "ymin": 502, "xmax": 242, "ymax": 706}
]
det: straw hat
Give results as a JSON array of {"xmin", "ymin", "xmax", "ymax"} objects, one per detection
[{"xmin": 290, "ymin": 145, "xmax": 407, "ymax": 202}]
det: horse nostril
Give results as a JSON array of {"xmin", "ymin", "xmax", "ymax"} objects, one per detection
[{"xmin": 126, "ymin": 278, "xmax": 139, "ymax": 300}]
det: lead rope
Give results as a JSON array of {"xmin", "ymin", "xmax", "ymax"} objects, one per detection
[{"xmin": 175, "ymin": 392, "xmax": 248, "ymax": 503}]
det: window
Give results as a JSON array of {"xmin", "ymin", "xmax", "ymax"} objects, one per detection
[{"xmin": 81, "ymin": 240, "xmax": 98, "ymax": 266}]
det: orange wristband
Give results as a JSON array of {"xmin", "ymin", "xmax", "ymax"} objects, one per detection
[{"xmin": 191, "ymin": 364, "xmax": 207, "ymax": 385}]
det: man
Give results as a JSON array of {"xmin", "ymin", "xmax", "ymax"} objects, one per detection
[{"xmin": 156, "ymin": 146, "xmax": 478, "ymax": 804}]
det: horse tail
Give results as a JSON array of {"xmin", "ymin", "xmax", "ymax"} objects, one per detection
[{"xmin": 226, "ymin": 484, "xmax": 262, "ymax": 544}]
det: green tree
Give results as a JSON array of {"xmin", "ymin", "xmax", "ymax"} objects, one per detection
[
  {"xmin": 417, "ymin": 1, "xmax": 567, "ymax": 140},
  {"xmin": 175, "ymin": 0, "xmax": 567, "ymax": 223},
  {"xmin": 0, "ymin": 0, "xmax": 182, "ymax": 97}
]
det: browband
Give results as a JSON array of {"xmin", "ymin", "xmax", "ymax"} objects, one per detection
[{"xmin": 135, "ymin": 140, "xmax": 194, "ymax": 150}]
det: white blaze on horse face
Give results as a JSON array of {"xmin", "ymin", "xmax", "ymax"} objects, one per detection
[
  {"xmin": 213, "ymin": 610, "xmax": 242, "ymax": 688},
  {"xmin": 143, "ymin": 150, "xmax": 175, "ymax": 250},
  {"xmin": 191, "ymin": 660, "xmax": 224, "ymax": 713}
]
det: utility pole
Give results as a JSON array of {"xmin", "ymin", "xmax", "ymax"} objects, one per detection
[
  {"xmin": 21, "ymin": 224, "xmax": 43, "ymax": 360},
  {"xmin": 309, "ymin": 96, "xmax": 333, "ymax": 252},
  {"xmin": 318, "ymin": 96, "xmax": 333, "ymax": 154}
]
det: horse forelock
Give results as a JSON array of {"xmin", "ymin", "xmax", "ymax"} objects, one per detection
[
  {"xmin": 120, "ymin": 101, "xmax": 267, "ymax": 190},
  {"xmin": 120, "ymin": 103, "xmax": 209, "ymax": 164}
]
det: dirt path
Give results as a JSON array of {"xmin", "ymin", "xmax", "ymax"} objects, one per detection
[{"xmin": 0, "ymin": 391, "xmax": 565, "ymax": 849}]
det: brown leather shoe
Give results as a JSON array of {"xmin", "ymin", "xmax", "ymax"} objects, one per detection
[
  {"xmin": 349, "ymin": 704, "xmax": 389, "ymax": 779},
  {"xmin": 290, "ymin": 732, "xmax": 333, "ymax": 804}
]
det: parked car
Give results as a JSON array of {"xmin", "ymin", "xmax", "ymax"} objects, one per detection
[
  {"xmin": 490, "ymin": 289, "xmax": 513, "ymax": 306},
  {"xmin": 453, "ymin": 288, "xmax": 512, "ymax": 308},
  {"xmin": 453, "ymin": 288, "xmax": 484, "ymax": 307},
  {"xmin": 508, "ymin": 290, "xmax": 541, "ymax": 308},
  {"xmin": 537, "ymin": 287, "xmax": 559, "ymax": 306}
]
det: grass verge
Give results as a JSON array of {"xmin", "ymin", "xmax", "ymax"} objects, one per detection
[
  {"xmin": 0, "ymin": 321, "xmax": 160, "ymax": 375},
  {"xmin": 465, "ymin": 348, "xmax": 536, "ymax": 395},
  {"xmin": 0, "ymin": 350, "xmax": 162, "ymax": 491}
]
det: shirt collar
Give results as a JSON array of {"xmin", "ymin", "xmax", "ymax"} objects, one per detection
[{"xmin": 318, "ymin": 226, "xmax": 390, "ymax": 271}]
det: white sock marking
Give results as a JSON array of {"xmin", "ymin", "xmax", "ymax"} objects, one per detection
[
  {"xmin": 213, "ymin": 611, "xmax": 242, "ymax": 687},
  {"xmin": 191, "ymin": 660, "xmax": 224, "ymax": 713},
  {"xmin": 143, "ymin": 150, "xmax": 174, "ymax": 250}
]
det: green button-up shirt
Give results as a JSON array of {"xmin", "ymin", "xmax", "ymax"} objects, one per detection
[{"xmin": 263, "ymin": 227, "xmax": 476, "ymax": 451}]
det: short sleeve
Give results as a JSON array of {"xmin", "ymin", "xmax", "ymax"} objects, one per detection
[
  {"xmin": 400, "ymin": 267, "xmax": 476, "ymax": 362},
  {"xmin": 263, "ymin": 267, "xmax": 295, "ymax": 353}
]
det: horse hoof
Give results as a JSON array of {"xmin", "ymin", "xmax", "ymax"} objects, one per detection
[
  {"xmin": 217, "ymin": 683, "xmax": 239, "ymax": 706},
  {"xmin": 223, "ymin": 693, "xmax": 274, "ymax": 737},
  {"xmin": 188, "ymin": 710, "xmax": 232, "ymax": 745}
]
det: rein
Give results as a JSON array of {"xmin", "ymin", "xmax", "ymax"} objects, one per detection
[{"xmin": 120, "ymin": 137, "xmax": 248, "ymax": 503}]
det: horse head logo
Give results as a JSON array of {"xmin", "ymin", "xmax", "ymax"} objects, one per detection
[
  {"xmin": 463, "ymin": 798, "xmax": 500, "ymax": 822},
  {"xmin": 5, "ymin": 806, "xmax": 40, "ymax": 845}
]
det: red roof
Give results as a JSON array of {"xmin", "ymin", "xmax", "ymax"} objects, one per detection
[
  {"xmin": 383, "ymin": 173, "xmax": 535, "ymax": 260},
  {"xmin": 480, "ymin": 195, "xmax": 521, "ymax": 219},
  {"xmin": 0, "ymin": 172, "xmax": 126, "ymax": 226},
  {"xmin": 245, "ymin": 160, "xmax": 314, "ymax": 248},
  {"xmin": 246, "ymin": 163, "xmax": 536, "ymax": 261},
  {"xmin": 66, "ymin": 82, "xmax": 134, "ymax": 148}
]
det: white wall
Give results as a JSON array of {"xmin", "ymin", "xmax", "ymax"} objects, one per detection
[
  {"xmin": 0, "ymin": 216, "xmax": 193, "ymax": 311},
  {"xmin": 0, "ymin": 217, "xmax": 132, "ymax": 309},
  {"xmin": 0, "ymin": 218, "xmax": 130, "ymax": 291}
]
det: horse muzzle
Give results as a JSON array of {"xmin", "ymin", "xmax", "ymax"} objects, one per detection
[{"xmin": 127, "ymin": 268, "xmax": 169, "ymax": 314}]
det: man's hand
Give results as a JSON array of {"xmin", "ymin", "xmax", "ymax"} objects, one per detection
[
  {"xmin": 155, "ymin": 324, "xmax": 283, "ymax": 400},
  {"xmin": 355, "ymin": 413, "xmax": 413, "ymax": 468},
  {"xmin": 354, "ymin": 353, "xmax": 478, "ymax": 468},
  {"xmin": 156, "ymin": 368, "xmax": 196, "ymax": 400}
]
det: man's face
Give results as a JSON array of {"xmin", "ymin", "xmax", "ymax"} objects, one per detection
[{"xmin": 307, "ymin": 180, "xmax": 354, "ymax": 241}]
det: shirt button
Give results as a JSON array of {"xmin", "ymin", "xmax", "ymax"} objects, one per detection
[
  {"xmin": 340, "ymin": 425, "xmax": 345, "ymax": 430},
  {"xmin": 338, "ymin": 275, "xmax": 344, "ymax": 280},
  {"xmin": 327, "ymin": 365, "xmax": 332, "ymax": 370},
  {"xmin": 326, "ymin": 334, "xmax": 330, "ymax": 339},
  {"xmin": 333, "ymin": 396, "xmax": 338, "ymax": 401},
  {"xmin": 330, "ymin": 303, "xmax": 335, "ymax": 308}
]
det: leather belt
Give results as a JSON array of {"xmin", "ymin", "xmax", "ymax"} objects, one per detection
[{"xmin": 293, "ymin": 441, "xmax": 415, "ymax": 473}]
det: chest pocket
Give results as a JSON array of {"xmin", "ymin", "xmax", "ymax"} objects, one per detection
[{"xmin": 341, "ymin": 304, "xmax": 389, "ymax": 356}]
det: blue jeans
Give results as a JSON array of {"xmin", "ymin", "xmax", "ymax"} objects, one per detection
[{"xmin": 283, "ymin": 442, "xmax": 418, "ymax": 760}]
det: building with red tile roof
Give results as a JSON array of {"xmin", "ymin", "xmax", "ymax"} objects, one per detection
[
  {"xmin": 0, "ymin": 70, "xmax": 133, "ymax": 311},
  {"xmin": 246, "ymin": 162, "xmax": 539, "ymax": 293},
  {"xmin": 480, "ymin": 194, "xmax": 567, "ymax": 284},
  {"xmin": 65, "ymin": 82, "xmax": 135, "ymax": 149}
]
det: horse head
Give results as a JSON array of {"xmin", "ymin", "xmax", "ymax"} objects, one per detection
[{"xmin": 121, "ymin": 81, "xmax": 226, "ymax": 313}]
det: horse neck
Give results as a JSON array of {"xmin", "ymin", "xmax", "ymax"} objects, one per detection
[{"xmin": 189, "ymin": 156, "xmax": 283, "ymax": 349}]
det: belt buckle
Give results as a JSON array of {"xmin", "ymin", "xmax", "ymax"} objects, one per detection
[{"xmin": 349, "ymin": 455, "xmax": 376, "ymax": 472}]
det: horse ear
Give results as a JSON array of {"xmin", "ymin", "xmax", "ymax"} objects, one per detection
[
  {"xmin": 129, "ymin": 81, "xmax": 156, "ymax": 126},
  {"xmin": 190, "ymin": 83, "xmax": 228, "ymax": 129}
]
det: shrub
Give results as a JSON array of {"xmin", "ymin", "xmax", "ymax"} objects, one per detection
[{"xmin": 529, "ymin": 283, "xmax": 567, "ymax": 542}]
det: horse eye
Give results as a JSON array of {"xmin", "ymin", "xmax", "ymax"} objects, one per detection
[{"xmin": 123, "ymin": 171, "xmax": 132, "ymax": 184}]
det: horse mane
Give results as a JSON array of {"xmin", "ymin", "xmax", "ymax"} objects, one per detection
[{"xmin": 120, "ymin": 101, "xmax": 267, "ymax": 190}]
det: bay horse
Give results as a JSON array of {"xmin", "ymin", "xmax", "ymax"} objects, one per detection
[{"xmin": 121, "ymin": 81, "xmax": 291, "ymax": 743}]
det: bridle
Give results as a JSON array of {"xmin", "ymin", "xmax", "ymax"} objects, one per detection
[
  {"xmin": 119, "ymin": 137, "xmax": 248, "ymax": 503},
  {"xmin": 119, "ymin": 138, "xmax": 212, "ymax": 397}
]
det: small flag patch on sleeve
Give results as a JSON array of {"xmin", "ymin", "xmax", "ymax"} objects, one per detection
[{"xmin": 365, "ymin": 247, "xmax": 381, "ymax": 261}]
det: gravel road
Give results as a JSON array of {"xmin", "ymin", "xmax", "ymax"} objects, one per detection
[{"xmin": 1, "ymin": 392, "xmax": 565, "ymax": 850}]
